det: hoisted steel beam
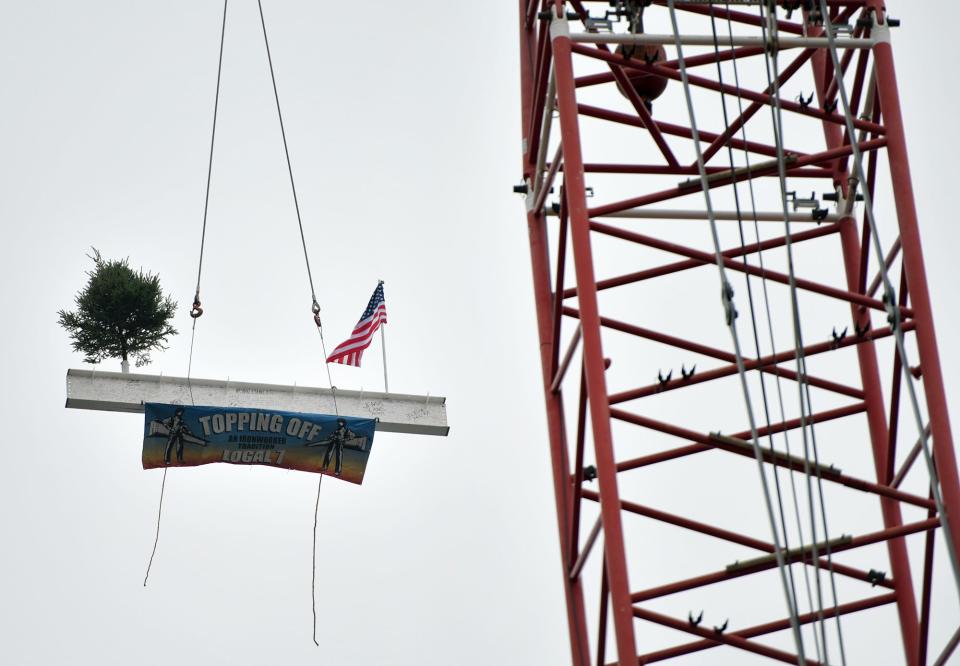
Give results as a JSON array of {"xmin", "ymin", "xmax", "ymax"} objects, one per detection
[{"xmin": 64, "ymin": 369, "xmax": 449, "ymax": 436}]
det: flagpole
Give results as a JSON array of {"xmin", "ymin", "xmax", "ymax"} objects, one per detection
[
  {"xmin": 381, "ymin": 326, "xmax": 389, "ymax": 393},
  {"xmin": 379, "ymin": 280, "xmax": 388, "ymax": 393}
]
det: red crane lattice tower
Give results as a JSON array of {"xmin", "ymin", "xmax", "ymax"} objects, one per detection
[{"xmin": 518, "ymin": 1, "xmax": 960, "ymax": 664}]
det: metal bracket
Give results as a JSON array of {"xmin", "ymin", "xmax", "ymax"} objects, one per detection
[{"xmin": 550, "ymin": 16, "xmax": 570, "ymax": 40}]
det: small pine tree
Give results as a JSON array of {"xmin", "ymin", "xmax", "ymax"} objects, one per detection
[{"xmin": 58, "ymin": 249, "xmax": 178, "ymax": 371}]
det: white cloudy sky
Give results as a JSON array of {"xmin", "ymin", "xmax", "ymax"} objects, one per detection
[{"xmin": 2, "ymin": 2, "xmax": 959, "ymax": 665}]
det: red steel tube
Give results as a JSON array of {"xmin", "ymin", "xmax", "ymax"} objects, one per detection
[
  {"xmin": 615, "ymin": 402, "xmax": 868, "ymax": 474},
  {"xmin": 631, "ymin": 518, "xmax": 939, "ymax": 603},
  {"xmin": 581, "ymin": 488, "xmax": 887, "ymax": 590},
  {"xmin": 869, "ymin": 2, "xmax": 960, "ymax": 565},
  {"xmin": 570, "ymin": 43, "xmax": 885, "ymax": 135},
  {"xmin": 839, "ymin": 219, "xmax": 921, "ymax": 663},
  {"xmin": 609, "ymin": 407, "xmax": 935, "ymax": 510},
  {"xmin": 562, "ymin": 222, "xmax": 841, "ymax": 300},
  {"xmin": 638, "ymin": 593, "xmax": 896, "ymax": 663},
  {"xmin": 589, "ymin": 217, "xmax": 910, "ymax": 316},
  {"xmin": 518, "ymin": 5, "xmax": 591, "ymax": 663},
  {"xmin": 632, "ymin": 605, "xmax": 821, "ymax": 665},
  {"xmin": 552, "ymin": 20, "xmax": 638, "ymax": 661},
  {"xmin": 586, "ymin": 137, "xmax": 886, "ymax": 217}
]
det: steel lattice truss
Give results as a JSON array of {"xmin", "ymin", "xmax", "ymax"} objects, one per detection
[{"xmin": 517, "ymin": 1, "xmax": 960, "ymax": 664}]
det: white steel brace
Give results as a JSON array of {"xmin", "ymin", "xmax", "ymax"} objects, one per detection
[
  {"xmin": 571, "ymin": 33, "xmax": 876, "ymax": 49},
  {"xmin": 546, "ymin": 206, "xmax": 837, "ymax": 222}
]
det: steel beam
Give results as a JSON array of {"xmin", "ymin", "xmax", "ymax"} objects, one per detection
[{"xmin": 64, "ymin": 369, "xmax": 449, "ymax": 436}]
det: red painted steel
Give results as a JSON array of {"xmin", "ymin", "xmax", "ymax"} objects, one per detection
[{"xmin": 518, "ymin": 2, "xmax": 960, "ymax": 663}]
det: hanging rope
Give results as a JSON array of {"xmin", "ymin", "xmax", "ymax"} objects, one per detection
[
  {"xmin": 311, "ymin": 473, "xmax": 323, "ymax": 646},
  {"xmin": 143, "ymin": 467, "xmax": 168, "ymax": 586},
  {"xmin": 144, "ymin": 0, "xmax": 230, "ymax": 588},
  {"xmin": 254, "ymin": 1, "xmax": 342, "ymax": 644},
  {"xmin": 665, "ymin": 2, "xmax": 808, "ymax": 660}
]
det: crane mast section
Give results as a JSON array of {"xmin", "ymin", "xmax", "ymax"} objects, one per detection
[{"xmin": 518, "ymin": 1, "xmax": 960, "ymax": 664}]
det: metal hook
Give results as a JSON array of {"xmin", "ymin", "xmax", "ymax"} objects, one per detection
[
  {"xmin": 713, "ymin": 619, "xmax": 729, "ymax": 634},
  {"xmin": 657, "ymin": 369, "xmax": 673, "ymax": 386},
  {"xmin": 688, "ymin": 610, "xmax": 704, "ymax": 627},
  {"xmin": 681, "ymin": 364, "xmax": 696, "ymax": 380}
]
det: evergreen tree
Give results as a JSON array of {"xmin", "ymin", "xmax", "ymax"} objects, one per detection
[{"xmin": 58, "ymin": 249, "xmax": 177, "ymax": 371}]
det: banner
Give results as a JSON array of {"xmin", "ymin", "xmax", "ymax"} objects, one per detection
[{"xmin": 142, "ymin": 403, "xmax": 377, "ymax": 485}]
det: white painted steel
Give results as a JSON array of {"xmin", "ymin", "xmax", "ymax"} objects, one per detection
[
  {"xmin": 547, "ymin": 206, "xmax": 838, "ymax": 222},
  {"xmin": 65, "ymin": 368, "xmax": 449, "ymax": 436},
  {"xmin": 570, "ymin": 33, "xmax": 875, "ymax": 49}
]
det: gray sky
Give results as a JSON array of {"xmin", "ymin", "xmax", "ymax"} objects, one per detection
[{"xmin": 2, "ymin": 2, "xmax": 959, "ymax": 664}]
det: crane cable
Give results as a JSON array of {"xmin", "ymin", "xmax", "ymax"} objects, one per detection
[
  {"xmin": 664, "ymin": 2, "xmax": 808, "ymax": 660},
  {"xmin": 714, "ymin": 9, "xmax": 827, "ymax": 660},
  {"xmin": 255, "ymin": 0, "xmax": 341, "ymax": 647},
  {"xmin": 815, "ymin": 0, "xmax": 960, "ymax": 602},
  {"xmin": 142, "ymin": 0, "xmax": 230, "ymax": 589},
  {"xmin": 756, "ymin": 2, "xmax": 850, "ymax": 661},
  {"xmin": 704, "ymin": 7, "xmax": 822, "ymax": 660}
]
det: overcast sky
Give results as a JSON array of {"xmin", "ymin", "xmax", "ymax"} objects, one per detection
[{"xmin": 2, "ymin": 2, "xmax": 959, "ymax": 665}]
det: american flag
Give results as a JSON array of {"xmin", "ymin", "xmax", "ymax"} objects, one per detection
[{"xmin": 326, "ymin": 282, "xmax": 387, "ymax": 367}]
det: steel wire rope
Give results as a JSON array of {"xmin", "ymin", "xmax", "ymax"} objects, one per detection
[
  {"xmin": 815, "ymin": 0, "xmax": 960, "ymax": 601},
  {"xmin": 665, "ymin": 2, "xmax": 808, "ymax": 659},
  {"xmin": 757, "ymin": 3, "xmax": 844, "ymax": 660},
  {"xmin": 255, "ymin": 0, "xmax": 342, "ymax": 647},
  {"xmin": 715, "ymin": 6, "xmax": 827, "ymax": 658},
  {"xmin": 704, "ymin": 7, "xmax": 824, "ymax": 660},
  {"xmin": 706, "ymin": 2, "xmax": 834, "ymax": 656},
  {"xmin": 144, "ymin": 0, "xmax": 230, "ymax": 588},
  {"xmin": 755, "ymin": 2, "xmax": 852, "ymax": 660}
]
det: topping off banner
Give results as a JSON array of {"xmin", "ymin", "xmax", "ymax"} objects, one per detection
[{"xmin": 142, "ymin": 403, "xmax": 377, "ymax": 485}]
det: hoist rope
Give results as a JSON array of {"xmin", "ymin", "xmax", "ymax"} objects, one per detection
[
  {"xmin": 193, "ymin": 0, "xmax": 229, "ymax": 302},
  {"xmin": 815, "ymin": 0, "xmax": 960, "ymax": 600},
  {"xmin": 756, "ymin": 2, "xmax": 847, "ymax": 661},
  {"xmin": 256, "ymin": 0, "xmax": 317, "ymax": 305},
  {"xmin": 710, "ymin": 7, "xmax": 826, "ymax": 656},
  {"xmin": 665, "ymin": 2, "xmax": 807, "ymax": 659},
  {"xmin": 704, "ymin": 8, "xmax": 821, "ymax": 659},
  {"xmin": 255, "ymin": 0, "xmax": 338, "ymax": 411},
  {"xmin": 254, "ymin": 0, "xmax": 340, "ymax": 645},
  {"xmin": 144, "ymin": 0, "xmax": 230, "ymax": 588}
]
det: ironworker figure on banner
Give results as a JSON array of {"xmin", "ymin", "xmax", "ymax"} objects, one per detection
[
  {"xmin": 308, "ymin": 417, "xmax": 359, "ymax": 477},
  {"xmin": 148, "ymin": 407, "xmax": 208, "ymax": 465}
]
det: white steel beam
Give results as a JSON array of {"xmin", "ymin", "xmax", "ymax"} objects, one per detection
[
  {"xmin": 570, "ymin": 33, "xmax": 876, "ymax": 49},
  {"xmin": 547, "ymin": 206, "xmax": 837, "ymax": 222},
  {"xmin": 65, "ymin": 369, "xmax": 449, "ymax": 436}
]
